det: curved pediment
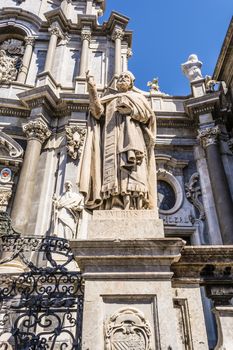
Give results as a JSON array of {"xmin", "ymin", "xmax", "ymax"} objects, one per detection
[{"xmin": 0, "ymin": 131, "xmax": 23, "ymax": 160}]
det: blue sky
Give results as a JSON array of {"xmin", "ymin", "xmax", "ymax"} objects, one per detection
[{"xmin": 101, "ymin": 0, "xmax": 233, "ymax": 96}]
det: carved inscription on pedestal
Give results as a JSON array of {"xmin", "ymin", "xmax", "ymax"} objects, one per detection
[{"xmin": 105, "ymin": 308, "xmax": 153, "ymax": 350}]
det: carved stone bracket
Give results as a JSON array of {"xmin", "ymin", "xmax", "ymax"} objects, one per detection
[
  {"xmin": 65, "ymin": 125, "xmax": 87, "ymax": 160},
  {"xmin": 23, "ymin": 120, "xmax": 51, "ymax": 144},
  {"xmin": 111, "ymin": 27, "xmax": 125, "ymax": 41},
  {"xmin": 105, "ymin": 308, "xmax": 152, "ymax": 350},
  {"xmin": 198, "ymin": 125, "xmax": 221, "ymax": 149},
  {"xmin": 81, "ymin": 28, "xmax": 91, "ymax": 42},
  {"xmin": 185, "ymin": 172, "xmax": 205, "ymax": 221},
  {"xmin": 0, "ymin": 131, "xmax": 24, "ymax": 159}
]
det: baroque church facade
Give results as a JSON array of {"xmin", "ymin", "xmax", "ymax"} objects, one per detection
[{"xmin": 0, "ymin": 0, "xmax": 232, "ymax": 349}]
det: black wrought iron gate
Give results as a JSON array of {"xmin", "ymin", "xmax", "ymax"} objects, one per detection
[{"xmin": 0, "ymin": 231, "xmax": 84, "ymax": 350}]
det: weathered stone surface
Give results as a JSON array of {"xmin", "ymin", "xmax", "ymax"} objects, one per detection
[{"xmin": 86, "ymin": 210, "xmax": 164, "ymax": 239}]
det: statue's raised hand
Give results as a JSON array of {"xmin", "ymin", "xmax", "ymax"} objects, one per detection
[{"xmin": 86, "ymin": 70, "xmax": 96, "ymax": 89}]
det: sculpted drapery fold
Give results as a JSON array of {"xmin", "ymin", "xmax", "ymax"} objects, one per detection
[{"xmin": 78, "ymin": 71, "xmax": 157, "ymax": 210}]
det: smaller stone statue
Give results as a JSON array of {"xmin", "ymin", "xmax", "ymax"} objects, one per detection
[
  {"xmin": 147, "ymin": 77, "xmax": 160, "ymax": 94},
  {"xmin": 52, "ymin": 181, "xmax": 84, "ymax": 239},
  {"xmin": 181, "ymin": 54, "xmax": 203, "ymax": 82},
  {"xmin": 0, "ymin": 50, "xmax": 17, "ymax": 84}
]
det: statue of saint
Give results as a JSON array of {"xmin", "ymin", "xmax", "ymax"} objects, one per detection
[
  {"xmin": 78, "ymin": 71, "xmax": 157, "ymax": 210},
  {"xmin": 52, "ymin": 181, "xmax": 84, "ymax": 239}
]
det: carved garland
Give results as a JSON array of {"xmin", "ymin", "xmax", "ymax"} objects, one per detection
[
  {"xmin": 65, "ymin": 125, "xmax": 87, "ymax": 160},
  {"xmin": 105, "ymin": 308, "xmax": 153, "ymax": 350}
]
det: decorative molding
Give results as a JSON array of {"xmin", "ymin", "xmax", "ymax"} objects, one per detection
[
  {"xmin": 105, "ymin": 308, "xmax": 152, "ymax": 350},
  {"xmin": 0, "ymin": 188, "xmax": 12, "ymax": 212},
  {"xmin": 0, "ymin": 212, "xmax": 18, "ymax": 237},
  {"xmin": 111, "ymin": 27, "xmax": 124, "ymax": 41},
  {"xmin": 198, "ymin": 125, "xmax": 221, "ymax": 149},
  {"xmin": 185, "ymin": 172, "xmax": 205, "ymax": 221},
  {"xmin": 65, "ymin": 125, "xmax": 86, "ymax": 160},
  {"xmin": 23, "ymin": 120, "xmax": 51, "ymax": 144},
  {"xmin": 173, "ymin": 299, "xmax": 194, "ymax": 349},
  {"xmin": 0, "ymin": 50, "xmax": 18, "ymax": 84}
]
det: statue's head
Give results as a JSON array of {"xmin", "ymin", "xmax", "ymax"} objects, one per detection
[
  {"xmin": 116, "ymin": 71, "xmax": 135, "ymax": 92},
  {"xmin": 64, "ymin": 181, "xmax": 73, "ymax": 192}
]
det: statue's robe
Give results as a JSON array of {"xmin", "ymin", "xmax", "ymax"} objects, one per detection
[
  {"xmin": 56, "ymin": 191, "xmax": 83, "ymax": 239},
  {"xmin": 78, "ymin": 90, "xmax": 156, "ymax": 209}
]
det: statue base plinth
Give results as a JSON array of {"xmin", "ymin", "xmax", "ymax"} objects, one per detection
[{"xmin": 87, "ymin": 210, "xmax": 164, "ymax": 239}]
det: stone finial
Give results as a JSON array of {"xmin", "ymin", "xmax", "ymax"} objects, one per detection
[
  {"xmin": 198, "ymin": 126, "xmax": 221, "ymax": 149},
  {"xmin": 111, "ymin": 27, "xmax": 124, "ymax": 41},
  {"xmin": 127, "ymin": 48, "xmax": 133, "ymax": 58},
  {"xmin": 23, "ymin": 120, "xmax": 51, "ymax": 144},
  {"xmin": 181, "ymin": 54, "xmax": 203, "ymax": 82},
  {"xmin": 147, "ymin": 77, "xmax": 160, "ymax": 94}
]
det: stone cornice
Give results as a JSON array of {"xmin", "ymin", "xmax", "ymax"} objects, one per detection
[
  {"xmin": 44, "ymin": 8, "xmax": 72, "ymax": 32},
  {"xmin": 213, "ymin": 16, "xmax": 233, "ymax": 83},
  {"xmin": 172, "ymin": 245, "xmax": 233, "ymax": 283},
  {"xmin": 184, "ymin": 91, "xmax": 221, "ymax": 118},
  {"xmin": 71, "ymin": 238, "xmax": 185, "ymax": 279}
]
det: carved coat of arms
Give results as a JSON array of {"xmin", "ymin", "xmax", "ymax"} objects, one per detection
[{"xmin": 105, "ymin": 308, "xmax": 153, "ymax": 350}]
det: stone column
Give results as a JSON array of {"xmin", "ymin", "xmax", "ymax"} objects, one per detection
[
  {"xmin": 17, "ymin": 36, "xmax": 35, "ymax": 84},
  {"xmin": 79, "ymin": 28, "xmax": 91, "ymax": 77},
  {"xmin": 198, "ymin": 126, "xmax": 233, "ymax": 244},
  {"xmin": 112, "ymin": 27, "xmax": 124, "ymax": 76},
  {"xmin": 44, "ymin": 25, "xmax": 61, "ymax": 72},
  {"xmin": 11, "ymin": 120, "xmax": 51, "ymax": 234}
]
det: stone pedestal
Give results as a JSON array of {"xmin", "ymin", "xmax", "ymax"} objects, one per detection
[
  {"xmin": 213, "ymin": 306, "xmax": 233, "ymax": 350},
  {"xmin": 86, "ymin": 210, "xmax": 164, "ymax": 239},
  {"xmin": 71, "ymin": 238, "xmax": 185, "ymax": 350}
]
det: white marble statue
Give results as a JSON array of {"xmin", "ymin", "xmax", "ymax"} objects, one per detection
[
  {"xmin": 181, "ymin": 54, "xmax": 203, "ymax": 82},
  {"xmin": 0, "ymin": 49, "xmax": 17, "ymax": 83},
  {"xmin": 77, "ymin": 71, "xmax": 157, "ymax": 210},
  {"xmin": 52, "ymin": 181, "xmax": 84, "ymax": 239}
]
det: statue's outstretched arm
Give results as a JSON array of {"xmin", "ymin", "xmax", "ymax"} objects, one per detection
[{"xmin": 86, "ymin": 71, "xmax": 104, "ymax": 119}]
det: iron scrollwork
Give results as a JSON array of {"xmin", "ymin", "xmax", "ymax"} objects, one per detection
[{"xmin": 0, "ymin": 231, "xmax": 84, "ymax": 350}]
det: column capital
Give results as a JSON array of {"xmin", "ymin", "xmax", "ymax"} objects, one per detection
[
  {"xmin": 49, "ymin": 25, "xmax": 62, "ymax": 38},
  {"xmin": 24, "ymin": 36, "xmax": 36, "ymax": 46},
  {"xmin": 198, "ymin": 125, "xmax": 221, "ymax": 149},
  {"xmin": 111, "ymin": 27, "xmax": 125, "ymax": 41},
  {"xmin": 23, "ymin": 120, "xmax": 51, "ymax": 144},
  {"xmin": 81, "ymin": 28, "xmax": 92, "ymax": 42}
]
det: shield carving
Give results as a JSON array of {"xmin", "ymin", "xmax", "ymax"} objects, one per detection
[{"xmin": 105, "ymin": 308, "xmax": 153, "ymax": 350}]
